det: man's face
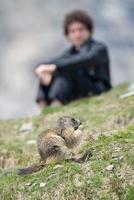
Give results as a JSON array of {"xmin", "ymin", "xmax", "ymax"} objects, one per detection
[{"xmin": 67, "ymin": 22, "xmax": 91, "ymax": 48}]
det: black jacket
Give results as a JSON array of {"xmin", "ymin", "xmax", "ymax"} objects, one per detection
[{"xmin": 46, "ymin": 38, "xmax": 111, "ymax": 89}]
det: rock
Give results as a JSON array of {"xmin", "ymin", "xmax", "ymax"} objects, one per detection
[
  {"xmin": 128, "ymin": 83, "xmax": 134, "ymax": 91},
  {"xmin": 32, "ymin": 182, "xmax": 37, "ymax": 186},
  {"xmin": 120, "ymin": 91, "xmax": 134, "ymax": 99},
  {"xmin": 25, "ymin": 182, "xmax": 37, "ymax": 186},
  {"xmin": 25, "ymin": 182, "xmax": 31, "ymax": 186},
  {"xmin": 19, "ymin": 122, "xmax": 33, "ymax": 133},
  {"xmin": 73, "ymin": 175, "xmax": 83, "ymax": 187},
  {"xmin": 119, "ymin": 156, "xmax": 123, "ymax": 160},
  {"xmin": 112, "ymin": 141, "xmax": 118, "ymax": 145},
  {"xmin": 39, "ymin": 182, "xmax": 46, "ymax": 187},
  {"xmin": 106, "ymin": 164, "xmax": 114, "ymax": 171},
  {"xmin": 53, "ymin": 164, "xmax": 63, "ymax": 170},
  {"xmin": 26, "ymin": 140, "xmax": 36, "ymax": 145},
  {"xmin": 117, "ymin": 172, "xmax": 122, "ymax": 177}
]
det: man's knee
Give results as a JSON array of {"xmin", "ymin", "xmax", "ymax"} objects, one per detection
[{"xmin": 48, "ymin": 77, "xmax": 72, "ymax": 103}]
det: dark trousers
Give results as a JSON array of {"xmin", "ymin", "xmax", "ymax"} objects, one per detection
[
  {"xmin": 36, "ymin": 72, "xmax": 107, "ymax": 105},
  {"xmin": 36, "ymin": 73, "xmax": 73, "ymax": 104}
]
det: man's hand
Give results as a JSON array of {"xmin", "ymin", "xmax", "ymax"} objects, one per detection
[
  {"xmin": 35, "ymin": 64, "xmax": 56, "ymax": 76},
  {"xmin": 39, "ymin": 72, "xmax": 53, "ymax": 86},
  {"xmin": 35, "ymin": 64, "xmax": 56, "ymax": 86}
]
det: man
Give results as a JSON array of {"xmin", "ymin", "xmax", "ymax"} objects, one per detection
[{"xmin": 35, "ymin": 10, "xmax": 111, "ymax": 110}]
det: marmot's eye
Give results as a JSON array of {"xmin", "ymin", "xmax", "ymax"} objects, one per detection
[{"xmin": 72, "ymin": 118, "xmax": 76, "ymax": 123}]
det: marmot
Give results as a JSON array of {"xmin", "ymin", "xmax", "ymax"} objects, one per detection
[{"xmin": 17, "ymin": 116, "xmax": 91, "ymax": 175}]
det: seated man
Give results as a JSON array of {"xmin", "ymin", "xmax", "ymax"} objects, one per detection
[{"xmin": 35, "ymin": 10, "xmax": 112, "ymax": 110}]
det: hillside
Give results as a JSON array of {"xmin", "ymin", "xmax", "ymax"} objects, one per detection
[{"xmin": 0, "ymin": 84, "xmax": 134, "ymax": 200}]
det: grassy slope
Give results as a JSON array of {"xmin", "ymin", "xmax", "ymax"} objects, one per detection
[{"xmin": 0, "ymin": 83, "xmax": 134, "ymax": 200}]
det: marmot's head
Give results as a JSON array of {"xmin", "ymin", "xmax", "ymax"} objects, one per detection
[{"xmin": 57, "ymin": 116, "xmax": 81, "ymax": 131}]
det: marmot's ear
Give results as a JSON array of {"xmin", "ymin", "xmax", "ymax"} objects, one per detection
[{"xmin": 58, "ymin": 127, "xmax": 66, "ymax": 135}]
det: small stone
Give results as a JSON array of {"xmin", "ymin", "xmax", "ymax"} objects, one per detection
[
  {"xmin": 112, "ymin": 141, "xmax": 117, "ymax": 145},
  {"xmin": 128, "ymin": 83, "xmax": 134, "ymax": 92},
  {"xmin": 73, "ymin": 175, "xmax": 83, "ymax": 187},
  {"xmin": 26, "ymin": 140, "xmax": 36, "ymax": 145},
  {"xmin": 40, "ymin": 182, "xmax": 46, "ymax": 187},
  {"xmin": 19, "ymin": 122, "xmax": 33, "ymax": 133},
  {"xmin": 119, "ymin": 156, "xmax": 123, "ymax": 160},
  {"xmin": 25, "ymin": 182, "xmax": 31, "ymax": 186},
  {"xmin": 25, "ymin": 182, "xmax": 37, "ymax": 186},
  {"xmin": 32, "ymin": 182, "xmax": 37, "ymax": 186},
  {"xmin": 53, "ymin": 164, "xmax": 63, "ymax": 169},
  {"xmin": 106, "ymin": 164, "xmax": 114, "ymax": 171},
  {"xmin": 120, "ymin": 91, "xmax": 134, "ymax": 99},
  {"xmin": 117, "ymin": 172, "xmax": 121, "ymax": 177},
  {"xmin": 112, "ymin": 157, "xmax": 118, "ymax": 162}
]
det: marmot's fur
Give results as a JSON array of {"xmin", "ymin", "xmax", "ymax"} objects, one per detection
[{"xmin": 17, "ymin": 116, "xmax": 90, "ymax": 175}]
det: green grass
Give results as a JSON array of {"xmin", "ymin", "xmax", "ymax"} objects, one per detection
[{"xmin": 0, "ymin": 83, "xmax": 134, "ymax": 200}]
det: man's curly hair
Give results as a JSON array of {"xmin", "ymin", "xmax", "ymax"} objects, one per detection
[{"xmin": 63, "ymin": 10, "xmax": 94, "ymax": 36}]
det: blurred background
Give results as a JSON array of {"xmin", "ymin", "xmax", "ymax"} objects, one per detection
[{"xmin": 0, "ymin": 0, "xmax": 134, "ymax": 119}]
